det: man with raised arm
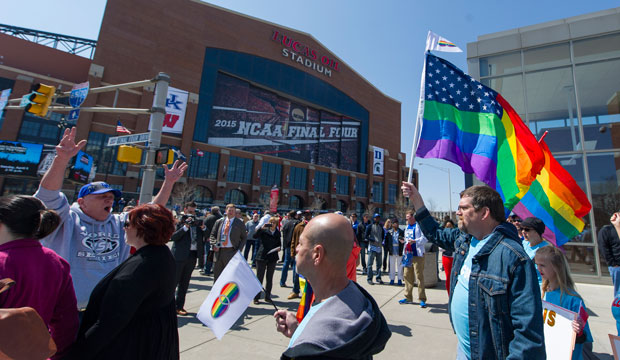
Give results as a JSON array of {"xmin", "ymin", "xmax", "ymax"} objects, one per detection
[
  {"xmin": 274, "ymin": 213, "xmax": 391, "ymax": 359},
  {"xmin": 401, "ymin": 181, "xmax": 545, "ymax": 359},
  {"xmin": 34, "ymin": 127, "xmax": 187, "ymax": 309}
]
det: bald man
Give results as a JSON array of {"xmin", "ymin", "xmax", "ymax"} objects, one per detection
[{"xmin": 274, "ymin": 214, "xmax": 391, "ymax": 359}]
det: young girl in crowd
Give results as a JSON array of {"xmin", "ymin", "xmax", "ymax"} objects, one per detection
[{"xmin": 535, "ymin": 246, "xmax": 593, "ymax": 360}]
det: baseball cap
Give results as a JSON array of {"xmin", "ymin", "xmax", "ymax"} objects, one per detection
[
  {"xmin": 78, "ymin": 181, "xmax": 122, "ymax": 199},
  {"xmin": 296, "ymin": 210, "xmax": 302, "ymax": 215},
  {"xmin": 520, "ymin": 217, "xmax": 545, "ymax": 236},
  {"xmin": 373, "ymin": 213, "xmax": 381, "ymax": 218},
  {"xmin": 335, "ymin": 211, "xmax": 343, "ymax": 215}
]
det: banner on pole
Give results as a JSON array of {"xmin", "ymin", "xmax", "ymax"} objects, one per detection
[
  {"xmin": 149, "ymin": 86, "xmax": 188, "ymax": 134},
  {"xmin": 542, "ymin": 300, "xmax": 577, "ymax": 360}
]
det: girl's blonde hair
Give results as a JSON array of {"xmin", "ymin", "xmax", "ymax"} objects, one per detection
[
  {"xmin": 383, "ymin": 219, "xmax": 392, "ymax": 230},
  {"xmin": 535, "ymin": 245, "xmax": 581, "ymax": 301}
]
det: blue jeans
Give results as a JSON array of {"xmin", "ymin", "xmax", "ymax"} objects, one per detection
[
  {"xmin": 280, "ymin": 248, "xmax": 294, "ymax": 286},
  {"xmin": 610, "ymin": 266, "xmax": 620, "ymax": 297},
  {"xmin": 367, "ymin": 250, "xmax": 382, "ymax": 281}
]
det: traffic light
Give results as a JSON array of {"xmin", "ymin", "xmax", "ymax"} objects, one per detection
[
  {"xmin": 117, "ymin": 145, "xmax": 143, "ymax": 164},
  {"xmin": 155, "ymin": 148, "xmax": 174, "ymax": 165},
  {"xmin": 25, "ymin": 83, "xmax": 56, "ymax": 117}
]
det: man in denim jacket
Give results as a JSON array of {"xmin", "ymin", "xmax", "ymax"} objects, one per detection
[{"xmin": 402, "ymin": 182, "xmax": 545, "ymax": 360}]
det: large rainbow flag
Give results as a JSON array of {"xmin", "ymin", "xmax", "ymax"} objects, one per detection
[
  {"xmin": 512, "ymin": 139, "xmax": 591, "ymax": 246},
  {"xmin": 414, "ymin": 53, "xmax": 545, "ymax": 210}
]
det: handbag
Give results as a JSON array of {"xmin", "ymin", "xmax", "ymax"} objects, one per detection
[{"xmin": 0, "ymin": 279, "xmax": 57, "ymax": 360}]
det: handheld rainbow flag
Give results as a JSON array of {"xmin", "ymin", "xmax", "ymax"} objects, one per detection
[
  {"xmin": 413, "ymin": 53, "xmax": 545, "ymax": 210},
  {"xmin": 196, "ymin": 252, "xmax": 262, "ymax": 339},
  {"xmin": 425, "ymin": 31, "xmax": 462, "ymax": 53},
  {"xmin": 512, "ymin": 137, "xmax": 591, "ymax": 246},
  {"xmin": 296, "ymin": 275, "xmax": 315, "ymax": 323}
]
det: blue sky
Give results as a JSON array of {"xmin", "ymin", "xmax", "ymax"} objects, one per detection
[{"xmin": 1, "ymin": 1, "xmax": 618, "ymax": 211}]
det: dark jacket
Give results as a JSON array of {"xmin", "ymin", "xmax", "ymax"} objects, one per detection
[
  {"xmin": 204, "ymin": 212, "xmax": 222, "ymax": 239},
  {"xmin": 281, "ymin": 219, "xmax": 300, "ymax": 249},
  {"xmin": 281, "ymin": 281, "xmax": 391, "ymax": 360},
  {"xmin": 255, "ymin": 227, "xmax": 281, "ymax": 263},
  {"xmin": 415, "ymin": 206, "xmax": 545, "ymax": 360},
  {"xmin": 598, "ymin": 224, "xmax": 620, "ymax": 266},
  {"xmin": 365, "ymin": 223, "xmax": 384, "ymax": 248},
  {"xmin": 357, "ymin": 221, "xmax": 370, "ymax": 247},
  {"xmin": 66, "ymin": 245, "xmax": 178, "ymax": 360},
  {"xmin": 169, "ymin": 222, "xmax": 204, "ymax": 262},
  {"xmin": 385, "ymin": 228, "xmax": 404, "ymax": 256}
]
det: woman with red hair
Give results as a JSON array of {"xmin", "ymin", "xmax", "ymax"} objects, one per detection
[{"xmin": 65, "ymin": 204, "xmax": 179, "ymax": 359}]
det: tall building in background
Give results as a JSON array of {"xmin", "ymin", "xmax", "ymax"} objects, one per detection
[
  {"xmin": 467, "ymin": 7, "xmax": 620, "ymax": 282},
  {"xmin": 0, "ymin": 0, "xmax": 413, "ymax": 217}
]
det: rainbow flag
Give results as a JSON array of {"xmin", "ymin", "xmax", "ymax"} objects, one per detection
[
  {"xmin": 512, "ymin": 139, "xmax": 591, "ymax": 246},
  {"xmin": 415, "ymin": 53, "xmax": 545, "ymax": 210},
  {"xmin": 296, "ymin": 275, "xmax": 314, "ymax": 323}
]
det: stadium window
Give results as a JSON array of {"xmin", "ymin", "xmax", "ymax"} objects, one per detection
[
  {"xmin": 355, "ymin": 178, "xmax": 367, "ymax": 197},
  {"xmin": 227, "ymin": 156, "xmax": 253, "ymax": 183},
  {"xmin": 261, "ymin": 161, "xmax": 282, "ymax": 186},
  {"xmin": 290, "ymin": 167, "xmax": 307, "ymax": 190},
  {"xmin": 314, "ymin": 171, "xmax": 329, "ymax": 193},
  {"xmin": 336, "ymin": 175, "xmax": 349, "ymax": 195}
]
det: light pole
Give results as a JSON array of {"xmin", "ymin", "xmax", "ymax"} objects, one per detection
[{"xmin": 418, "ymin": 162, "xmax": 452, "ymax": 215}]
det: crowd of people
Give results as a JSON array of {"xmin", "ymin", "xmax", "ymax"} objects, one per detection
[{"xmin": 0, "ymin": 127, "xmax": 617, "ymax": 359}]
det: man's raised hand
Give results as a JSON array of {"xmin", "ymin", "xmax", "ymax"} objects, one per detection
[
  {"xmin": 56, "ymin": 127, "xmax": 87, "ymax": 161},
  {"xmin": 162, "ymin": 159, "xmax": 188, "ymax": 184}
]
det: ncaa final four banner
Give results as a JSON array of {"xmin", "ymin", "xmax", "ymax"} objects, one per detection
[{"xmin": 206, "ymin": 73, "xmax": 361, "ymax": 172}]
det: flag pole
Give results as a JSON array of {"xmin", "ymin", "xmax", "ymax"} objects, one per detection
[{"xmin": 408, "ymin": 33, "xmax": 432, "ymax": 184}]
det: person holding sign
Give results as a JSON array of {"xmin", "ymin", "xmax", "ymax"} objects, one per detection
[{"xmin": 535, "ymin": 245, "xmax": 593, "ymax": 360}]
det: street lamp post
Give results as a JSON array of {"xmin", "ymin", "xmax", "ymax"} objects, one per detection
[{"xmin": 418, "ymin": 162, "xmax": 452, "ymax": 216}]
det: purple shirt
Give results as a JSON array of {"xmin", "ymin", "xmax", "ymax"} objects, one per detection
[{"xmin": 0, "ymin": 238, "xmax": 79, "ymax": 358}]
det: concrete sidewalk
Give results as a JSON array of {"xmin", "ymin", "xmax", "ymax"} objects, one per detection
[{"xmin": 176, "ymin": 264, "xmax": 615, "ymax": 359}]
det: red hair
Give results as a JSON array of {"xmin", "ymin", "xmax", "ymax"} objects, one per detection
[{"xmin": 128, "ymin": 204, "xmax": 174, "ymax": 245}]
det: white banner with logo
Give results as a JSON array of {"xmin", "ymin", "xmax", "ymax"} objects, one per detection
[
  {"xmin": 373, "ymin": 146, "xmax": 384, "ymax": 176},
  {"xmin": 149, "ymin": 86, "xmax": 188, "ymax": 134},
  {"xmin": 542, "ymin": 300, "xmax": 577, "ymax": 360}
]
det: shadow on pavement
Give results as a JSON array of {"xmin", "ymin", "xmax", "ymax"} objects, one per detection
[
  {"xmin": 427, "ymin": 302, "xmax": 449, "ymax": 314},
  {"xmin": 388, "ymin": 323, "xmax": 412, "ymax": 337}
]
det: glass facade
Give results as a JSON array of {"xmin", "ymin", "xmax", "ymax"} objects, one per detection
[
  {"xmin": 289, "ymin": 166, "xmax": 307, "ymax": 190},
  {"xmin": 314, "ymin": 171, "xmax": 329, "ymax": 193},
  {"xmin": 336, "ymin": 175, "xmax": 349, "ymax": 195},
  {"xmin": 355, "ymin": 178, "xmax": 367, "ymax": 198},
  {"xmin": 261, "ymin": 161, "xmax": 282, "ymax": 187},
  {"xmin": 388, "ymin": 184, "xmax": 397, "ymax": 205},
  {"xmin": 85, "ymin": 132, "xmax": 127, "ymax": 176},
  {"xmin": 471, "ymin": 27, "xmax": 620, "ymax": 280},
  {"xmin": 227, "ymin": 156, "xmax": 252, "ymax": 183},
  {"xmin": 188, "ymin": 150, "xmax": 219, "ymax": 180},
  {"xmin": 372, "ymin": 181, "xmax": 384, "ymax": 204}
]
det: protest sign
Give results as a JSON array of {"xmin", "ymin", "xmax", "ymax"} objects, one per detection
[{"xmin": 542, "ymin": 300, "xmax": 577, "ymax": 360}]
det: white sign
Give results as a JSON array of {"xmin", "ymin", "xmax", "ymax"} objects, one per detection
[
  {"xmin": 0, "ymin": 89, "xmax": 11, "ymax": 112},
  {"xmin": 149, "ymin": 86, "xmax": 188, "ymax": 134},
  {"xmin": 196, "ymin": 252, "xmax": 262, "ymax": 339},
  {"xmin": 373, "ymin": 146, "xmax": 384, "ymax": 176},
  {"xmin": 542, "ymin": 300, "xmax": 577, "ymax": 360},
  {"xmin": 106, "ymin": 132, "xmax": 150, "ymax": 146}
]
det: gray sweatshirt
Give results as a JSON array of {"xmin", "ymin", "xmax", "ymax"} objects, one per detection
[{"xmin": 35, "ymin": 187, "xmax": 130, "ymax": 308}]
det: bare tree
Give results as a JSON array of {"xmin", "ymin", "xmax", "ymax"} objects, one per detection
[
  {"xmin": 426, "ymin": 198, "xmax": 437, "ymax": 212},
  {"xmin": 171, "ymin": 182, "xmax": 196, "ymax": 207},
  {"xmin": 309, "ymin": 196, "xmax": 326, "ymax": 211},
  {"xmin": 258, "ymin": 191, "xmax": 271, "ymax": 211}
]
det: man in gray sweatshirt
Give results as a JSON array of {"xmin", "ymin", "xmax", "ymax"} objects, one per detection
[
  {"xmin": 34, "ymin": 127, "xmax": 187, "ymax": 309},
  {"xmin": 274, "ymin": 214, "xmax": 391, "ymax": 359}
]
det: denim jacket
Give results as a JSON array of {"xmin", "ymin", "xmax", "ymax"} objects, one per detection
[{"xmin": 415, "ymin": 207, "xmax": 545, "ymax": 359}]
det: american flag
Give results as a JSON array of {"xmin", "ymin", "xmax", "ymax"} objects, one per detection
[
  {"xmin": 116, "ymin": 120, "xmax": 131, "ymax": 134},
  {"xmin": 424, "ymin": 54, "xmax": 503, "ymax": 117}
]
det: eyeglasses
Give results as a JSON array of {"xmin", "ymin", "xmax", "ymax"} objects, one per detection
[{"xmin": 123, "ymin": 220, "xmax": 131, "ymax": 228}]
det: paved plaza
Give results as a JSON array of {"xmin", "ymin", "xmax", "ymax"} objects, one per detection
[{"xmin": 176, "ymin": 263, "xmax": 616, "ymax": 359}]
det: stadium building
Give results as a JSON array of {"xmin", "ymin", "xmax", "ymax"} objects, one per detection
[{"xmin": 0, "ymin": 0, "xmax": 411, "ymax": 216}]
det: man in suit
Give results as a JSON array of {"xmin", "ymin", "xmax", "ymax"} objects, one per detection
[
  {"xmin": 200, "ymin": 206, "xmax": 222, "ymax": 275},
  {"xmin": 170, "ymin": 201, "xmax": 205, "ymax": 315},
  {"xmin": 210, "ymin": 203, "xmax": 247, "ymax": 281}
]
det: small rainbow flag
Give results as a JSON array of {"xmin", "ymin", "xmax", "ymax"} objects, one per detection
[
  {"xmin": 211, "ymin": 282, "xmax": 240, "ymax": 318},
  {"xmin": 296, "ymin": 275, "xmax": 314, "ymax": 323},
  {"xmin": 438, "ymin": 40, "xmax": 457, "ymax": 48}
]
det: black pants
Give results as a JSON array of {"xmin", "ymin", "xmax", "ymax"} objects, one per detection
[
  {"xmin": 175, "ymin": 250, "xmax": 197, "ymax": 310},
  {"xmin": 255, "ymin": 260, "xmax": 276, "ymax": 300},
  {"xmin": 197, "ymin": 240, "xmax": 205, "ymax": 268}
]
